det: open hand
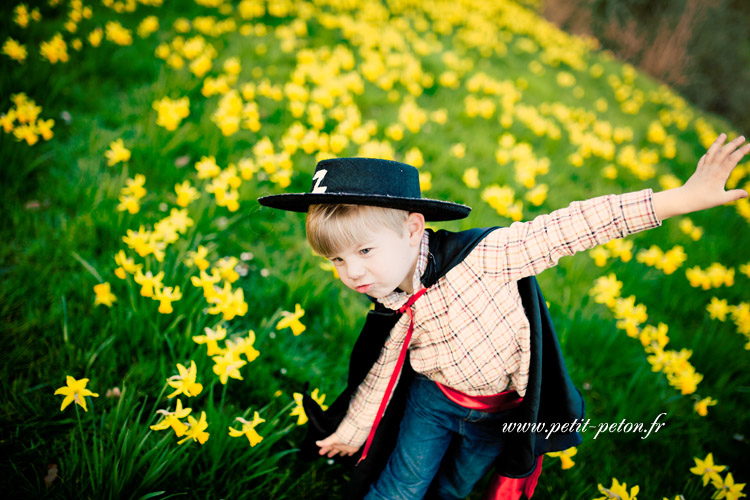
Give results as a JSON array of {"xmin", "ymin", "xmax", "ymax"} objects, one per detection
[
  {"xmin": 682, "ymin": 133, "xmax": 750, "ymax": 212},
  {"xmin": 316, "ymin": 433, "xmax": 359, "ymax": 458}
]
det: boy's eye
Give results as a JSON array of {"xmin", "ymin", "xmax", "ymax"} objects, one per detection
[{"xmin": 360, "ymin": 248, "xmax": 372, "ymax": 255}]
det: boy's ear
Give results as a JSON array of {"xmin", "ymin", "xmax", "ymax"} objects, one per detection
[{"xmin": 406, "ymin": 212, "xmax": 425, "ymax": 246}]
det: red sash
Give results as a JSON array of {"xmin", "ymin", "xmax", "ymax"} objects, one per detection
[{"xmin": 434, "ymin": 382, "xmax": 543, "ymax": 499}]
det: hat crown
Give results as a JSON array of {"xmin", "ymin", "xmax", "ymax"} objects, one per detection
[{"xmin": 310, "ymin": 158, "xmax": 421, "ymax": 199}]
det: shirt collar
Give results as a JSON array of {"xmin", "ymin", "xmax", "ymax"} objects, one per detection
[{"xmin": 377, "ymin": 230, "xmax": 430, "ymax": 311}]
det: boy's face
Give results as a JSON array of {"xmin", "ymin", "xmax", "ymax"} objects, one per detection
[{"xmin": 327, "ymin": 217, "xmax": 423, "ymax": 298}]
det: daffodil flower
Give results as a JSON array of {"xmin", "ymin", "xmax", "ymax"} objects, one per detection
[
  {"xmin": 594, "ymin": 477, "xmax": 639, "ymax": 500},
  {"xmin": 175, "ymin": 181, "xmax": 200, "ymax": 208},
  {"xmin": 177, "ymin": 411, "xmax": 210, "ymax": 445},
  {"xmin": 712, "ymin": 472, "xmax": 746, "ymax": 500},
  {"xmin": 134, "ymin": 269, "xmax": 164, "ymax": 297},
  {"xmin": 153, "ymin": 285, "xmax": 182, "ymax": 314},
  {"xmin": 694, "ymin": 396, "xmax": 718, "ymax": 417},
  {"xmin": 192, "ymin": 325, "xmax": 227, "ymax": 356},
  {"xmin": 213, "ymin": 256, "xmax": 240, "ymax": 283},
  {"xmin": 54, "ymin": 376, "xmax": 99, "ymax": 412},
  {"xmin": 290, "ymin": 389, "xmax": 328, "ymax": 426},
  {"xmin": 707, "ymin": 297, "xmax": 731, "ymax": 322},
  {"xmin": 113, "ymin": 250, "xmax": 141, "ymax": 279},
  {"xmin": 212, "ymin": 351, "xmax": 246, "ymax": 385},
  {"xmin": 546, "ymin": 446, "xmax": 577, "ymax": 470},
  {"xmin": 150, "ymin": 399, "xmax": 191, "ymax": 436},
  {"xmin": 206, "ymin": 282, "xmax": 248, "ymax": 321},
  {"xmin": 225, "ymin": 330, "xmax": 260, "ymax": 363},
  {"xmin": 276, "ymin": 304, "xmax": 306, "ymax": 336},
  {"xmin": 93, "ymin": 282, "xmax": 116, "ymax": 307},
  {"xmin": 690, "ymin": 453, "xmax": 727, "ymax": 486},
  {"xmin": 228, "ymin": 412, "xmax": 265, "ymax": 446},
  {"xmin": 167, "ymin": 360, "xmax": 203, "ymax": 398},
  {"xmin": 105, "ymin": 138, "xmax": 131, "ymax": 166}
]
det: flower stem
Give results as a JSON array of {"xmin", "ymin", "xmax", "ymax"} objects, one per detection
[{"xmin": 75, "ymin": 404, "xmax": 95, "ymax": 492}]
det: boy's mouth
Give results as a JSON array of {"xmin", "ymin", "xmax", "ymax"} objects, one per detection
[{"xmin": 355, "ymin": 284, "xmax": 372, "ymax": 293}]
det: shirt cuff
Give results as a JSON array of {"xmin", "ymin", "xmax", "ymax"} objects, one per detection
[
  {"xmin": 333, "ymin": 416, "xmax": 368, "ymax": 448},
  {"xmin": 617, "ymin": 188, "xmax": 662, "ymax": 236}
]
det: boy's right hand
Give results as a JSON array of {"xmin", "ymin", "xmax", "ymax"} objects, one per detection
[{"xmin": 316, "ymin": 433, "xmax": 360, "ymax": 458}]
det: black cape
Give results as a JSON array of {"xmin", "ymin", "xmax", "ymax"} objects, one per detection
[{"xmin": 299, "ymin": 227, "xmax": 584, "ymax": 499}]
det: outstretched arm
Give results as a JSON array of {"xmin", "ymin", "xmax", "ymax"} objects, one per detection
[{"xmin": 653, "ymin": 134, "xmax": 750, "ymax": 220}]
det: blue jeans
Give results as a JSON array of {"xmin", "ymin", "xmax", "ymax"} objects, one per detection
[{"xmin": 365, "ymin": 374, "xmax": 514, "ymax": 500}]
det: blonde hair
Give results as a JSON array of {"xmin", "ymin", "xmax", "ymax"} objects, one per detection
[{"xmin": 306, "ymin": 204, "xmax": 409, "ymax": 257}]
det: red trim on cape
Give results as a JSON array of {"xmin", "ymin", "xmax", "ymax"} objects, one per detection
[{"xmin": 357, "ymin": 287, "xmax": 428, "ymax": 465}]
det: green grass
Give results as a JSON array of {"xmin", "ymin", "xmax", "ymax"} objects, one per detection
[{"xmin": 1, "ymin": 0, "xmax": 749, "ymax": 499}]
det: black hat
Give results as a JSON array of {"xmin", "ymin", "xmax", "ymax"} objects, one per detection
[{"xmin": 257, "ymin": 157, "xmax": 471, "ymax": 221}]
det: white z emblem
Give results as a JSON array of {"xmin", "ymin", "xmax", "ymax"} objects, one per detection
[{"xmin": 312, "ymin": 169, "xmax": 328, "ymax": 193}]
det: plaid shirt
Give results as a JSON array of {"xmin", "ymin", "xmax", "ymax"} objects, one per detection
[{"xmin": 335, "ymin": 189, "xmax": 662, "ymax": 447}]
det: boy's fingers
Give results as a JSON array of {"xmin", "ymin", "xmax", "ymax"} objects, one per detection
[
  {"xmin": 714, "ymin": 135, "xmax": 745, "ymax": 167},
  {"xmin": 726, "ymin": 142, "xmax": 750, "ymax": 167},
  {"xmin": 705, "ymin": 133, "xmax": 727, "ymax": 163}
]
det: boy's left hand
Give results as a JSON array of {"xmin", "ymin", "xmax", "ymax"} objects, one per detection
[
  {"xmin": 682, "ymin": 133, "xmax": 750, "ymax": 212},
  {"xmin": 654, "ymin": 133, "xmax": 750, "ymax": 220},
  {"xmin": 316, "ymin": 433, "xmax": 359, "ymax": 458}
]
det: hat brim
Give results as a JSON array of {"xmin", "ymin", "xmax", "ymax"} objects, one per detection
[{"xmin": 258, "ymin": 192, "xmax": 471, "ymax": 222}]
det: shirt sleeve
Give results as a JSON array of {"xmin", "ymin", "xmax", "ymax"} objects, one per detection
[
  {"xmin": 333, "ymin": 316, "xmax": 410, "ymax": 448},
  {"xmin": 469, "ymin": 189, "xmax": 662, "ymax": 283}
]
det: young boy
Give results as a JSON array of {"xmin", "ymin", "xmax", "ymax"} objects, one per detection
[{"xmin": 258, "ymin": 134, "xmax": 749, "ymax": 500}]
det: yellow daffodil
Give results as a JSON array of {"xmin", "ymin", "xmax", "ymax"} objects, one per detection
[
  {"xmin": 3, "ymin": 38, "xmax": 27, "ymax": 63},
  {"xmin": 195, "ymin": 155, "xmax": 221, "ymax": 179},
  {"xmin": 213, "ymin": 256, "xmax": 240, "ymax": 283},
  {"xmin": 134, "ymin": 270, "xmax": 164, "ymax": 298},
  {"xmin": 122, "ymin": 174, "xmax": 146, "ymax": 198},
  {"xmin": 105, "ymin": 138, "xmax": 131, "ymax": 166},
  {"xmin": 276, "ymin": 304, "xmax": 306, "ymax": 336},
  {"xmin": 190, "ymin": 269, "xmax": 222, "ymax": 299},
  {"xmin": 594, "ymin": 477, "xmax": 639, "ymax": 500},
  {"xmin": 175, "ymin": 180, "xmax": 200, "ymax": 207},
  {"xmin": 290, "ymin": 388, "xmax": 328, "ymax": 426},
  {"xmin": 707, "ymin": 297, "xmax": 731, "ymax": 321},
  {"xmin": 54, "ymin": 376, "xmax": 99, "ymax": 412},
  {"xmin": 589, "ymin": 247, "xmax": 610, "ymax": 267},
  {"xmin": 226, "ymin": 330, "xmax": 260, "ymax": 363},
  {"xmin": 694, "ymin": 396, "xmax": 718, "ymax": 417},
  {"xmin": 40, "ymin": 33, "xmax": 68, "ymax": 64},
  {"xmin": 690, "ymin": 453, "xmax": 727, "ymax": 486},
  {"xmin": 462, "ymin": 167, "xmax": 480, "ymax": 189},
  {"xmin": 546, "ymin": 446, "xmax": 577, "ymax": 469},
  {"xmin": 117, "ymin": 194, "xmax": 140, "ymax": 214},
  {"xmin": 177, "ymin": 411, "xmax": 210, "ymax": 445},
  {"xmin": 105, "ymin": 21, "xmax": 132, "ymax": 46},
  {"xmin": 150, "ymin": 399, "xmax": 191, "ymax": 436},
  {"xmin": 93, "ymin": 282, "xmax": 116, "ymax": 307},
  {"xmin": 137, "ymin": 16, "xmax": 159, "ymax": 38},
  {"xmin": 712, "ymin": 472, "xmax": 747, "ymax": 500},
  {"xmin": 525, "ymin": 184, "xmax": 548, "ymax": 206},
  {"xmin": 113, "ymin": 250, "xmax": 142, "ymax": 279},
  {"xmin": 212, "ymin": 350, "xmax": 246, "ymax": 384},
  {"xmin": 590, "ymin": 273, "xmax": 623, "ymax": 308},
  {"xmin": 228, "ymin": 412, "xmax": 265, "ymax": 446},
  {"xmin": 153, "ymin": 286, "xmax": 182, "ymax": 314},
  {"xmin": 167, "ymin": 360, "xmax": 203, "ymax": 398},
  {"xmin": 88, "ymin": 28, "xmax": 103, "ymax": 47},
  {"xmin": 153, "ymin": 96, "xmax": 190, "ymax": 131},
  {"xmin": 192, "ymin": 325, "xmax": 228, "ymax": 356},
  {"xmin": 185, "ymin": 246, "xmax": 211, "ymax": 272},
  {"xmin": 206, "ymin": 282, "xmax": 248, "ymax": 321}
]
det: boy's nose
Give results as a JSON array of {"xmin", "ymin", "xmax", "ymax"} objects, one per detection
[{"xmin": 346, "ymin": 263, "xmax": 366, "ymax": 280}]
